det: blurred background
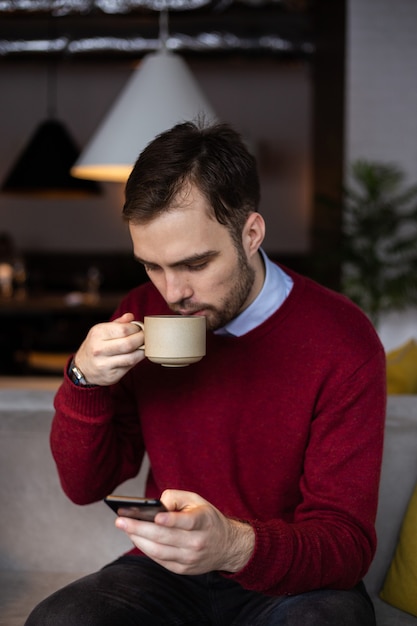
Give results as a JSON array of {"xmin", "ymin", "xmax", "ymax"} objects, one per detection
[{"xmin": 0, "ymin": 0, "xmax": 416, "ymax": 375}]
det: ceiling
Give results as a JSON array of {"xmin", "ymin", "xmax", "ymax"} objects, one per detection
[{"xmin": 0, "ymin": 0, "xmax": 314, "ymax": 60}]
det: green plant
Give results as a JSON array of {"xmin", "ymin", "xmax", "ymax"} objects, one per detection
[{"xmin": 341, "ymin": 160, "xmax": 417, "ymax": 326}]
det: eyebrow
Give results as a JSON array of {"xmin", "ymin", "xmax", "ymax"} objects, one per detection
[{"xmin": 134, "ymin": 250, "xmax": 220, "ymax": 268}]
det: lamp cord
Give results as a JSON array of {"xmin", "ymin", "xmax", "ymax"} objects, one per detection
[
  {"xmin": 159, "ymin": 9, "xmax": 169, "ymax": 51},
  {"xmin": 46, "ymin": 62, "xmax": 58, "ymax": 119},
  {"xmin": 46, "ymin": 15, "xmax": 58, "ymax": 120}
]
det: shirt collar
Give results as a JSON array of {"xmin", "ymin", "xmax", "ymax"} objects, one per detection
[{"xmin": 216, "ymin": 248, "xmax": 293, "ymax": 337}]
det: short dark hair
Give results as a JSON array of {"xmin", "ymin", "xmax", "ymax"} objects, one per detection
[{"xmin": 123, "ymin": 121, "xmax": 260, "ymax": 244}]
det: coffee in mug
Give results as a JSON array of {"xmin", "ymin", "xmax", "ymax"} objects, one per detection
[{"xmin": 131, "ymin": 315, "xmax": 206, "ymax": 367}]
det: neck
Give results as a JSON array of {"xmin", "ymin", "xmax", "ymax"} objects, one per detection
[{"xmin": 247, "ymin": 249, "xmax": 266, "ymax": 307}]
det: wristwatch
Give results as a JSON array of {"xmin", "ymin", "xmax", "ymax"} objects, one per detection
[{"xmin": 68, "ymin": 359, "xmax": 96, "ymax": 387}]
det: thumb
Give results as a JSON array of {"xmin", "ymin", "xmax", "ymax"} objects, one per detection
[
  {"xmin": 160, "ymin": 489, "xmax": 207, "ymax": 513},
  {"xmin": 113, "ymin": 312, "xmax": 135, "ymax": 324}
]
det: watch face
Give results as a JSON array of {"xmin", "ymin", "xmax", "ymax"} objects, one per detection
[
  {"xmin": 72, "ymin": 366, "xmax": 83, "ymax": 381},
  {"xmin": 69, "ymin": 362, "xmax": 96, "ymax": 387},
  {"xmin": 69, "ymin": 363, "xmax": 84, "ymax": 384}
]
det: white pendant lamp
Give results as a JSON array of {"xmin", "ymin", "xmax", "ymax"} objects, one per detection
[{"xmin": 71, "ymin": 13, "xmax": 216, "ymax": 183}]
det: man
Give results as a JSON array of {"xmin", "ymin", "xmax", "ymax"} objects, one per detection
[{"xmin": 26, "ymin": 121, "xmax": 386, "ymax": 625}]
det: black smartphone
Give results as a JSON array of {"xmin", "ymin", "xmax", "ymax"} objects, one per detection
[{"xmin": 104, "ymin": 495, "xmax": 167, "ymax": 522}]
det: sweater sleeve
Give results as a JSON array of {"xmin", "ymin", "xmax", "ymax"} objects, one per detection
[
  {"xmin": 225, "ymin": 347, "xmax": 386, "ymax": 595},
  {"xmin": 50, "ymin": 283, "xmax": 166, "ymax": 505},
  {"xmin": 50, "ymin": 367, "xmax": 145, "ymax": 505}
]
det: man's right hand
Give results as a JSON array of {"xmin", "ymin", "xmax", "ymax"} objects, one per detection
[{"xmin": 72, "ymin": 312, "xmax": 145, "ymax": 386}]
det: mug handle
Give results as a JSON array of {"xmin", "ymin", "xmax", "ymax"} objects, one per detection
[{"xmin": 130, "ymin": 321, "xmax": 145, "ymax": 351}]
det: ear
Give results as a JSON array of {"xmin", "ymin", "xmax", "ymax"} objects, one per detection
[{"xmin": 242, "ymin": 212, "xmax": 265, "ymax": 258}]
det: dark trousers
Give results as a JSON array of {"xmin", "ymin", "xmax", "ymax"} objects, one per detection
[{"xmin": 25, "ymin": 555, "xmax": 376, "ymax": 626}]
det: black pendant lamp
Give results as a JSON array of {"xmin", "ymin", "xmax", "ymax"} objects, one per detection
[{"xmin": 2, "ymin": 64, "xmax": 101, "ymax": 198}]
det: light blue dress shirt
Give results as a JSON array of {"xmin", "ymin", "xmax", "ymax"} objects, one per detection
[{"xmin": 216, "ymin": 248, "xmax": 293, "ymax": 337}]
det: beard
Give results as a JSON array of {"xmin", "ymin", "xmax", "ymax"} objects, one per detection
[
  {"xmin": 207, "ymin": 251, "xmax": 255, "ymax": 331},
  {"xmin": 170, "ymin": 246, "xmax": 256, "ymax": 332}
]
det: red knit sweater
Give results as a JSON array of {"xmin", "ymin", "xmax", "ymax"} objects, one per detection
[{"xmin": 51, "ymin": 265, "xmax": 386, "ymax": 596}]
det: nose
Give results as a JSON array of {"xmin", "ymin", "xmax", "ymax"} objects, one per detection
[{"xmin": 164, "ymin": 271, "xmax": 193, "ymax": 305}]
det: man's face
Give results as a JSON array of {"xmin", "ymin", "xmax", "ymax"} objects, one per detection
[{"xmin": 129, "ymin": 184, "xmax": 261, "ymax": 331}]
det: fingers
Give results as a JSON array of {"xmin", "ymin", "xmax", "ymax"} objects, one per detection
[
  {"xmin": 87, "ymin": 320, "xmax": 143, "ymax": 356},
  {"xmin": 73, "ymin": 313, "xmax": 146, "ymax": 385},
  {"xmin": 114, "ymin": 515, "xmax": 206, "ymax": 574}
]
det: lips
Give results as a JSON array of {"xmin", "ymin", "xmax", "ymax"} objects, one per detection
[
  {"xmin": 178, "ymin": 310, "xmax": 204, "ymax": 316},
  {"xmin": 179, "ymin": 310, "xmax": 203, "ymax": 315}
]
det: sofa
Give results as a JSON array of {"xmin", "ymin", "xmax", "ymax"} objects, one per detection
[{"xmin": 0, "ymin": 378, "xmax": 416, "ymax": 625}]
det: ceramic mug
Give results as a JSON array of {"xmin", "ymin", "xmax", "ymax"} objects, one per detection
[{"xmin": 131, "ymin": 315, "xmax": 206, "ymax": 367}]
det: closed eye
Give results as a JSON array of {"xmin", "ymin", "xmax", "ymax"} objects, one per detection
[
  {"xmin": 185, "ymin": 261, "xmax": 209, "ymax": 271},
  {"xmin": 143, "ymin": 263, "xmax": 161, "ymax": 273},
  {"xmin": 134, "ymin": 250, "xmax": 219, "ymax": 273}
]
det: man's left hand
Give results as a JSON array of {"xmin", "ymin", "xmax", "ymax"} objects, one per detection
[{"xmin": 115, "ymin": 489, "xmax": 255, "ymax": 575}]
